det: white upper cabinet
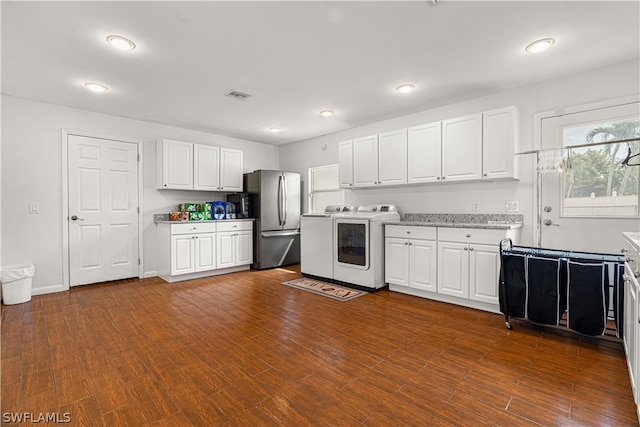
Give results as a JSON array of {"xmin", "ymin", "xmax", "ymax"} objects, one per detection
[
  {"xmin": 378, "ymin": 129, "xmax": 407, "ymax": 186},
  {"xmin": 353, "ymin": 135, "xmax": 379, "ymax": 187},
  {"xmin": 219, "ymin": 148, "xmax": 244, "ymax": 192},
  {"xmin": 407, "ymin": 122, "xmax": 442, "ymax": 184},
  {"xmin": 194, "ymin": 145, "xmax": 220, "ymax": 191},
  {"xmin": 157, "ymin": 139, "xmax": 193, "ymax": 190},
  {"xmin": 442, "ymin": 113, "xmax": 483, "ymax": 182},
  {"xmin": 157, "ymin": 139, "xmax": 243, "ymax": 192},
  {"xmin": 338, "ymin": 140, "xmax": 354, "ymax": 188},
  {"xmin": 482, "ymin": 106, "xmax": 519, "ymax": 180}
]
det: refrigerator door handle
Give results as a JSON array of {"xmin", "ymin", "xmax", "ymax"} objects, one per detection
[
  {"xmin": 277, "ymin": 175, "xmax": 284, "ymax": 225},
  {"xmin": 282, "ymin": 174, "xmax": 288, "ymax": 226},
  {"xmin": 261, "ymin": 230, "xmax": 300, "ymax": 238}
]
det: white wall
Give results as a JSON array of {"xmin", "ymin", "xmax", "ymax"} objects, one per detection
[
  {"xmin": 1, "ymin": 96, "xmax": 279, "ymax": 294},
  {"xmin": 279, "ymin": 60, "xmax": 640, "ymax": 247}
]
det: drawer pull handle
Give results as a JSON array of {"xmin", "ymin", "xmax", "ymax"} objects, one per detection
[{"xmin": 466, "ymin": 234, "xmax": 471, "ymax": 238}]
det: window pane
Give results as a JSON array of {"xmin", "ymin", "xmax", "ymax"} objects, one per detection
[{"xmin": 562, "ymin": 117, "xmax": 639, "ymax": 216}]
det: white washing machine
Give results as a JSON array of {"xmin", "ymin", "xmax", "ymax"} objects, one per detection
[
  {"xmin": 300, "ymin": 205, "xmax": 355, "ymax": 281},
  {"xmin": 333, "ymin": 205, "xmax": 400, "ymax": 290}
]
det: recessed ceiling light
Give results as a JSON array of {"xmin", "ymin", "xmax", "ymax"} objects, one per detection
[
  {"xmin": 396, "ymin": 83, "xmax": 416, "ymax": 94},
  {"xmin": 269, "ymin": 127, "xmax": 282, "ymax": 133},
  {"xmin": 525, "ymin": 38, "xmax": 555, "ymax": 54},
  {"xmin": 319, "ymin": 110, "xmax": 335, "ymax": 118},
  {"xmin": 106, "ymin": 35, "xmax": 136, "ymax": 51},
  {"xmin": 85, "ymin": 82, "xmax": 109, "ymax": 93}
]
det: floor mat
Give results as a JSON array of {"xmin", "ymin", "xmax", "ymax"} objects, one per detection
[{"xmin": 282, "ymin": 278, "xmax": 366, "ymax": 301}]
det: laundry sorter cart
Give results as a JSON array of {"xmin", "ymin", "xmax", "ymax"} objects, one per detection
[{"xmin": 498, "ymin": 238, "xmax": 625, "ymax": 338}]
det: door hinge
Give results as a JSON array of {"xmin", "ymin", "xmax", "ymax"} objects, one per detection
[
  {"xmin": 137, "ymin": 207, "xmax": 140, "ymax": 213},
  {"xmin": 137, "ymin": 154, "xmax": 140, "ymax": 162},
  {"xmin": 138, "ymin": 258, "xmax": 140, "ymax": 265}
]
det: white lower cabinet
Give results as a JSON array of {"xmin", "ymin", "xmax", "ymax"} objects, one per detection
[
  {"xmin": 158, "ymin": 221, "xmax": 253, "ymax": 283},
  {"xmin": 171, "ymin": 232, "xmax": 216, "ymax": 275},
  {"xmin": 385, "ymin": 226, "xmax": 437, "ymax": 292},
  {"xmin": 624, "ymin": 262, "xmax": 639, "ymax": 403},
  {"xmin": 386, "ymin": 224, "xmax": 519, "ymax": 313},
  {"xmin": 216, "ymin": 221, "xmax": 253, "ymax": 269}
]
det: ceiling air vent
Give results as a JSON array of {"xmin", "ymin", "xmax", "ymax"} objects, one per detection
[{"xmin": 225, "ymin": 90, "xmax": 252, "ymax": 101}]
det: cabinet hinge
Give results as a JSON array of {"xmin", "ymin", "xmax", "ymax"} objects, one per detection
[
  {"xmin": 137, "ymin": 206, "xmax": 140, "ymax": 213},
  {"xmin": 138, "ymin": 258, "xmax": 140, "ymax": 265},
  {"xmin": 137, "ymin": 154, "xmax": 140, "ymax": 162}
]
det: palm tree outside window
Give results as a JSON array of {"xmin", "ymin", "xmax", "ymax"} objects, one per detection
[{"xmin": 562, "ymin": 117, "xmax": 640, "ymax": 216}]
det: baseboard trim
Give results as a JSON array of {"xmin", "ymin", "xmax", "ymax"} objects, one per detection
[{"xmin": 31, "ymin": 284, "xmax": 65, "ymax": 296}]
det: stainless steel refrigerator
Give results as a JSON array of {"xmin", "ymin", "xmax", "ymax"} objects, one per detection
[{"xmin": 244, "ymin": 170, "xmax": 301, "ymax": 269}]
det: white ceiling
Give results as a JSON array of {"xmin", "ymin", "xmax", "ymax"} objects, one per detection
[{"xmin": 2, "ymin": 1, "xmax": 639, "ymax": 146}]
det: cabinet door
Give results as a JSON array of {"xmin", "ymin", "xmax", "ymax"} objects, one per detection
[
  {"xmin": 437, "ymin": 242, "xmax": 469, "ymax": 298},
  {"xmin": 441, "ymin": 113, "xmax": 482, "ymax": 182},
  {"xmin": 171, "ymin": 234, "xmax": 195, "ymax": 275},
  {"xmin": 407, "ymin": 122, "xmax": 442, "ymax": 184},
  {"xmin": 195, "ymin": 232, "xmax": 217, "ymax": 272},
  {"xmin": 159, "ymin": 139, "xmax": 193, "ymax": 189},
  {"xmin": 338, "ymin": 140, "xmax": 354, "ymax": 188},
  {"xmin": 624, "ymin": 264, "xmax": 638, "ymax": 400},
  {"xmin": 410, "ymin": 239, "xmax": 437, "ymax": 292},
  {"xmin": 193, "ymin": 145, "xmax": 220, "ymax": 191},
  {"xmin": 220, "ymin": 148, "xmax": 244, "ymax": 192},
  {"xmin": 483, "ymin": 106, "xmax": 518, "ymax": 180},
  {"xmin": 235, "ymin": 231, "xmax": 253, "ymax": 265},
  {"xmin": 468, "ymin": 243, "xmax": 500, "ymax": 304},
  {"xmin": 216, "ymin": 232, "xmax": 236, "ymax": 268},
  {"xmin": 385, "ymin": 237, "xmax": 409, "ymax": 286},
  {"xmin": 353, "ymin": 135, "xmax": 379, "ymax": 187},
  {"xmin": 378, "ymin": 129, "xmax": 407, "ymax": 186}
]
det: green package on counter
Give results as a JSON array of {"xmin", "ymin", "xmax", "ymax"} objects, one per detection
[
  {"xmin": 202, "ymin": 211, "xmax": 212, "ymax": 220},
  {"xmin": 202, "ymin": 202, "xmax": 212, "ymax": 212},
  {"xmin": 180, "ymin": 203, "xmax": 198, "ymax": 212},
  {"xmin": 189, "ymin": 211, "xmax": 205, "ymax": 221}
]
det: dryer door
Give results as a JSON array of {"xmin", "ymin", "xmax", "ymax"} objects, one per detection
[{"xmin": 335, "ymin": 218, "xmax": 370, "ymax": 270}]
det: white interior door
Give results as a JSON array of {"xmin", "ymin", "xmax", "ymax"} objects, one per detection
[
  {"xmin": 68, "ymin": 135, "xmax": 139, "ymax": 286},
  {"xmin": 539, "ymin": 101, "xmax": 640, "ymax": 254}
]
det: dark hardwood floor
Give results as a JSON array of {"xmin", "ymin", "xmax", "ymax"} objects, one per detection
[{"xmin": 1, "ymin": 265, "xmax": 638, "ymax": 426}]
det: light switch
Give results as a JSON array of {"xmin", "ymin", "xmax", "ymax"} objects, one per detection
[{"xmin": 28, "ymin": 203, "xmax": 39, "ymax": 214}]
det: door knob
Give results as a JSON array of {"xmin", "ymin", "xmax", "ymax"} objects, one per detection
[
  {"xmin": 543, "ymin": 219, "xmax": 559, "ymax": 226},
  {"xmin": 70, "ymin": 215, "xmax": 84, "ymax": 221}
]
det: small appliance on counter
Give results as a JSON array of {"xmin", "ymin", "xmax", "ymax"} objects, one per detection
[
  {"xmin": 225, "ymin": 202, "xmax": 237, "ymax": 219},
  {"xmin": 227, "ymin": 193, "xmax": 251, "ymax": 219}
]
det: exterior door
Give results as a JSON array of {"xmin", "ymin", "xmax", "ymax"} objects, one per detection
[
  {"xmin": 539, "ymin": 101, "xmax": 640, "ymax": 253},
  {"xmin": 68, "ymin": 135, "xmax": 139, "ymax": 286}
]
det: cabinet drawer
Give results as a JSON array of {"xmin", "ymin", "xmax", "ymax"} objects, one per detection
[
  {"xmin": 171, "ymin": 222, "xmax": 217, "ymax": 235},
  {"xmin": 386, "ymin": 225, "xmax": 436, "ymax": 240},
  {"xmin": 217, "ymin": 221, "xmax": 253, "ymax": 232},
  {"xmin": 438, "ymin": 227, "xmax": 506, "ymax": 245}
]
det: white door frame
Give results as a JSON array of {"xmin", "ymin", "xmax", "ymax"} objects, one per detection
[
  {"xmin": 61, "ymin": 129, "xmax": 144, "ymax": 290},
  {"xmin": 532, "ymin": 95, "xmax": 640, "ymax": 247}
]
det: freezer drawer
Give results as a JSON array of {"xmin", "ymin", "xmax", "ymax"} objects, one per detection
[{"xmin": 253, "ymin": 230, "xmax": 300, "ymax": 270}]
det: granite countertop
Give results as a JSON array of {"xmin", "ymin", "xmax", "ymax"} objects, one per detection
[
  {"xmin": 155, "ymin": 217, "xmax": 255, "ymax": 224},
  {"xmin": 383, "ymin": 213, "xmax": 523, "ymax": 230}
]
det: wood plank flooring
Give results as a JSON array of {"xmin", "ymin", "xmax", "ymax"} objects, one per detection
[{"xmin": 1, "ymin": 265, "xmax": 638, "ymax": 426}]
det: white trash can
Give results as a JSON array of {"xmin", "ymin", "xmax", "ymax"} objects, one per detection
[{"xmin": 1, "ymin": 264, "xmax": 35, "ymax": 305}]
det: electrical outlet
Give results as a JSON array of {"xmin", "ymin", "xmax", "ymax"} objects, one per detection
[
  {"xmin": 505, "ymin": 201, "xmax": 519, "ymax": 212},
  {"xmin": 472, "ymin": 201, "xmax": 480, "ymax": 211}
]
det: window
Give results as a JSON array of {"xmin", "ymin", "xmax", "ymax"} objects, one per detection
[
  {"xmin": 308, "ymin": 164, "xmax": 344, "ymax": 213},
  {"xmin": 562, "ymin": 117, "xmax": 640, "ymax": 216}
]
